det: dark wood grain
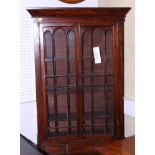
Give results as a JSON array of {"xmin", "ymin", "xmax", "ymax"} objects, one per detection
[
  {"xmin": 28, "ymin": 8, "xmax": 130, "ymax": 155},
  {"xmin": 20, "ymin": 134, "xmax": 135, "ymax": 155},
  {"xmin": 27, "ymin": 8, "xmax": 130, "ymax": 18},
  {"xmin": 118, "ymin": 21, "xmax": 125, "ymax": 138},
  {"xmin": 33, "ymin": 22, "xmax": 44, "ymax": 145}
]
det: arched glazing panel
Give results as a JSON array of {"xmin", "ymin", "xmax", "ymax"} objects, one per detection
[
  {"xmin": 68, "ymin": 31, "xmax": 76, "ymax": 75},
  {"xmin": 92, "ymin": 28, "xmax": 105, "ymax": 57},
  {"xmin": 54, "ymin": 28, "xmax": 67, "ymax": 58},
  {"xmin": 44, "ymin": 31, "xmax": 55, "ymax": 136},
  {"xmin": 54, "ymin": 28, "xmax": 67, "ymax": 88},
  {"xmin": 68, "ymin": 30, "xmax": 75, "ymax": 58},
  {"xmin": 83, "ymin": 32, "xmax": 91, "ymax": 76},
  {"xmin": 54, "ymin": 28, "xmax": 67, "ymax": 77},
  {"xmin": 82, "ymin": 32, "xmax": 92, "ymax": 132},
  {"xmin": 44, "ymin": 31, "xmax": 53, "ymax": 58},
  {"xmin": 44, "ymin": 31, "xmax": 54, "ymax": 89},
  {"xmin": 92, "ymin": 28, "xmax": 105, "ymax": 74},
  {"xmin": 82, "ymin": 32, "xmax": 91, "ymax": 82},
  {"xmin": 44, "ymin": 31, "xmax": 53, "ymax": 76},
  {"xmin": 106, "ymin": 30, "xmax": 113, "ymax": 74}
]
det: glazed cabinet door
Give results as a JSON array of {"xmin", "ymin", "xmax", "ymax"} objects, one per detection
[
  {"xmin": 39, "ymin": 23, "xmax": 119, "ymax": 141},
  {"xmin": 40, "ymin": 24, "xmax": 78, "ymax": 139},
  {"xmin": 80, "ymin": 26, "xmax": 114, "ymax": 137}
]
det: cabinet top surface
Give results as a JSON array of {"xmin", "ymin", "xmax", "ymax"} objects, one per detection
[{"xmin": 27, "ymin": 7, "xmax": 131, "ymax": 18}]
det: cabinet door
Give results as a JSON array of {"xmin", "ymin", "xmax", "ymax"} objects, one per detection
[
  {"xmin": 41, "ymin": 24, "xmax": 78, "ymax": 138},
  {"xmin": 81, "ymin": 26, "xmax": 114, "ymax": 136}
]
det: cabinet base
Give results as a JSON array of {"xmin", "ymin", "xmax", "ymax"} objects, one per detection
[{"xmin": 39, "ymin": 136, "xmax": 117, "ymax": 155}]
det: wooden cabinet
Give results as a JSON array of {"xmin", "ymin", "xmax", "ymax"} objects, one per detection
[{"xmin": 27, "ymin": 8, "xmax": 130, "ymax": 155}]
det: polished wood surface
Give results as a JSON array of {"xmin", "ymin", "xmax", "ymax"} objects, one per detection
[
  {"xmin": 20, "ymin": 135, "xmax": 135, "ymax": 155},
  {"xmin": 27, "ymin": 8, "xmax": 130, "ymax": 155},
  {"xmin": 96, "ymin": 136, "xmax": 135, "ymax": 155},
  {"xmin": 27, "ymin": 8, "xmax": 130, "ymax": 18}
]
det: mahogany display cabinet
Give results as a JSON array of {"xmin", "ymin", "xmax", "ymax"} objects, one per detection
[{"xmin": 27, "ymin": 8, "xmax": 130, "ymax": 155}]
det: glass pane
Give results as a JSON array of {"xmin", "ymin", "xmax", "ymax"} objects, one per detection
[
  {"xmin": 93, "ymin": 91, "xmax": 105, "ymax": 134},
  {"xmin": 92, "ymin": 28, "xmax": 105, "ymax": 74},
  {"xmin": 47, "ymin": 94, "xmax": 56, "ymax": 136},
  {"xmin": 69, "ymin": 61, "xmax": 75, "ymax": 75},
  {"xmin": 106, "ymin": 31, "xmax": 113, "ymax": 74},
  {"xmin": 92, "ymin": 28, "xmax": 105, "ymax": 58},
  {"xmin": 71, "ymin": 121, "xmax": 77, "ymax": 135},
  {"xmin": 70, "ymin": 93, "xmax": 77, "ymax": 135},
  {"xmin": 94, "ymin": 91, "xmax": 105, "ymax": 116},
  {"xmin": 69, "ymin": 76, "xmax": 76, "ymax": 85},
  {"xmin": 107, "ymin": 57, "xmax": 113, "ymax": 73},
  {"xmin": 84, "ymin": 61, "xmax": 91, "ymax": 74},
  {"xmin": 83, "ymin": 32, "xmax": 91, "ymax": 59},
  {"xmin": 55, "ymin": 28, "xmax": 66, "ymax": 58},
  {"xmin": 70, "ymin": 93, "xmax": 77, "ymax": 121},
  {"xmin": 45, "ymin": 62, "xmax": 53, "ymax": 75},
  {"xmin": 106, "ymin": 76, "xmax": 113, "ymax": 85},
  {"xmin": 94, "ymin": 76, "xmax": 104, "ymax": 85},
  {"xmin": 47, "ymin": 94, "xmax": 54, "ymax": 118},
  {"xmin": 57, "ymin": 94, "xmax": 67, "ymax": 121},
  {"xmin": 84, "ymin": 77, "xmax": 91, "ymax": 86},
  {"xmin": 49, "ymin": 121, "xmax": 55, "ymax": 136},
  {"xmin": 68, "ymin": 31, "xmax": 75, "ymax": 58},
  {"xmin": 56, "ymin": 61, "xmax": 67, "ymax": 75},
  {"xmin": 105, "ymin": 86, "xmax": 113, "ymax": 135},
  {"xmin": 59, "ymin": 121, "xmax": 68, "ymax": 136},
  {"xmin": 56, "ymin": 77, "xmax": 67, "ymax": 87},
  {"xmin": 106, "ymin": 86, "xmax": 113, "ymax": 121},
  {"xmin": 44, "ymin": 31, "xmax": 52, "ymax": 58},
  {"xmin": 84, "ymin": 92, "xmax": 91, "ymax": 120},
  {"xmin": 93, "ymin": 62, "xmax": 105, "ymax": 74},
  {"xmin": 46, "ymin": 78, "xmax": 54, "ymax": 88}
]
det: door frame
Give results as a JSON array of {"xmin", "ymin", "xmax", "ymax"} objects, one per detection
[{"xmin": 35, "ymin": 20, "xmax": 125, "ymax": 146}]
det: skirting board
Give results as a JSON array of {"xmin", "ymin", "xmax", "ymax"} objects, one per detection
[{"xmin": 124, "ymin": 98, "xmax": 135, "ymax": 117}]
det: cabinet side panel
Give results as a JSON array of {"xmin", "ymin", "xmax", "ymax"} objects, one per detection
[
  {"xmin": 118, "ymin": 22, "xmax": 125, "ymax": 138},
  {"xmin": 33, "ymin": 22, "xmax": 44, "ymax": 145},
  {"xmin": 113, "ymin": 23, "xmax": 119, "ymax": 138},
  {"xmin": 113, "ymin": 21, "xmax": 125, "ymax": 139}
]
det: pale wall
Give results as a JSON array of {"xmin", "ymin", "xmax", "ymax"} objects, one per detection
[{"xmin": 99, "ymin": 0, "xmax": 135, "ymax": 137}]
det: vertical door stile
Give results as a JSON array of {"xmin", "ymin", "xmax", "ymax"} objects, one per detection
[
  {"xmin": 118, "ymin": 22, "xmax": 125, "ymax": 138},
  {"xmin": 75, "ymin": 23, "xmax": 84, "ymax": 139},
  {"xmin": 81, "ymin": 29, "xmax": 85, "ymax": 134},
  {"xmin": 52, "ymin": 32, "xmax": 58, "ymax": 136},
  {"xmin": 90, "ymin": 30, "xmax": 95, "ymax": 134},
  {"xmin": 113, "ymin": 23, "xmax": 119, "ymax": 138},
  {"xmin": 79, "ymin": 24, "xmax": 84, "ymax": 138},
  {"xmin": 44, "ymin": 30, "xmax": 50, "ymax": 136},
  {"xmin": 66, "ymin": 30, "xmax": 71, "ymax": 135},
  {"xmin": 35, "ymin": 23, "xmax": 43, "ymax": 144},
  {"xmin": 75, "ymin": 24, "xmax": 80, "ymax": 138},
  {"xmin": 40, "ymin": 26, "xmax": 48, "ymax": 140},
  {"xmin": 104, "ymin": 30, "xmax": 107, "ymax": 135}
]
